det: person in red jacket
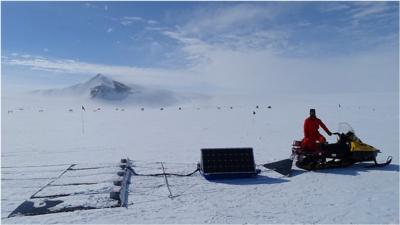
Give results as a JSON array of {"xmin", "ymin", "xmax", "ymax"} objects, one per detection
[{"xmin": 301, "ymin": 109, "xmax": 332, "ymax": 150}]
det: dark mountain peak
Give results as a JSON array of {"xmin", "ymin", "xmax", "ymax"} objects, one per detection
[
  {"xmin": 85, "ymin": 73, "xmax": 113, "ymax": 87},
  {"xmin": 83, "ymin": 74, "xmax": 132, "ymax": 100}
]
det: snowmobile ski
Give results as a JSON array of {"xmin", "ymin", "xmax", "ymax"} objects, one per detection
[{"xmin": 366, "ymin": 156, "xmax": 392, "ymax": 168}]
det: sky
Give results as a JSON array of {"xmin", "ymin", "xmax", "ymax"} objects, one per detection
[{"xmin": 1, "ymin": 1, "xmax": 399, "ymax": 95}]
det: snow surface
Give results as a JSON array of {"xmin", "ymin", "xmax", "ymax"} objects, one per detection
[{"xmin": 1, "ymin": 92, "xmax": 399, "ymax": 223}]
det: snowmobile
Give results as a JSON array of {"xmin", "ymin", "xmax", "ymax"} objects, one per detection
[{"xmin": 264, "ymin": 123, "xmax": 392, "ymax": 175}]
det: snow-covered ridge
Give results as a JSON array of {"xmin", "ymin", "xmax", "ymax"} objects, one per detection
[{"xmin": 31, "ymin": 74, "xmax": 188, "ymax": 106}]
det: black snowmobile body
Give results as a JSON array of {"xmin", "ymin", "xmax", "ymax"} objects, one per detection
[{"xmin": 292, "ymin": 132, "xmax": 391, "ymax": 171}]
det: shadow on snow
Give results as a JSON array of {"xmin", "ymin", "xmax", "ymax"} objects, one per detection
[
  {"xmin": 207, "ymin": 175, "xmax": 290, "ymax": 185},
  {"xmin": 311, "ymin": 163, "xmax": 399, "ymax": 176}
]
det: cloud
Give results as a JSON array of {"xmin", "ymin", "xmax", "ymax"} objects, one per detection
[
  {"xmin": 5, "ymin": 32, "xmax": 398, "ymax": 95},
  {"xmin": 123, "ymin": 16, "xmax": 143, "ymax": 21},
  {"xmin": 162, "ymin": 42, "xmax": 397, "ymax": 96},
  {"xmin": 153, "ymin": 3, "xmax": 398, "ymax": 94},
  {"xmin": 320, "ymin": 2, "xmax": 394, "ymax": 20},
  {"xmin": 106, "ymin": 28, "xmax": 113, "ymax": 33},
  {"xmin": 120, "ymin": 21, "xmax": 132, "ymax": 26},
  {"xmin": 319, "ymin": 2, "xmax": 350, "ymax": 12},
  {"xmin": 84, "ymin": 2, "xmax": 100, "ymax": 9},
  {"xmin": 119, "ymin": 16, "xmax": 159, "ymax": 27},
  {"xmin": 297, "ymin": 21, "xmax": 312, "ymax": 27},
  {"xmin": 21, "ymin": 54, "xmax": 32, "ymax": 58},
  {"xmin": 158, "ymin": 3, "xmax": 299, "ymax": 61},
  {"xmin": 3, "ymin": 3, "xmax": 397, "ymax": 96},
  {"xmin": 347, "ymin": 2, "xmax": 395, "ymax": 29},
  {"xmin": 104, "ymin": 4, "xmax": 108, "ymax": 11},
  {"xmin": 179, "ymin": 3, "xmax": 278, "ymax": 36},
  {"xmin": 145, "ymin": 26, "xmax": 166, "ymax": 31},
  {"xmin": 147, "ymin": 20, "xmax": 158, "ymax": 25},
  {"xmin": 4, "ymin": 55, "xmax": 143, "ymax": 76},
  {"xmin": 162, "ymin": 18, "xmax": 290, "ymax": 67},
  {"xmin": 2, "ymin": 54, "xmax": 206, "ymax": 91},
  {"xmin": 162, "ymin": 30, "xmax": 213, "ymax": 66},
  {"xmin": 351, "ymin": 2, "xmax": 392, "ymax": 19},
  {"xmin": 159, "ymin": 2, "xmax": 397, "ymax": 63},
  {"xmin": 119, "ymin": 16, "xmax": 144, "ymax": 26}
]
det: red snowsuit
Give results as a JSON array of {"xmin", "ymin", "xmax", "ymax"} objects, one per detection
[{"xmin": 301, "ymin": 117, "xmax": 331, "ymax": 150}]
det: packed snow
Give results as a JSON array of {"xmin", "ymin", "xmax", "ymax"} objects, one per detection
[{"xmin": 1, "ymin": 90, "xmax": 399, "ymax": 224}]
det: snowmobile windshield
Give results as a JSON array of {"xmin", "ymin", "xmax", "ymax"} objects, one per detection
[
  {"xmin": 337, "ymin": 122, "xmax": 362, "ymax": 142},
  {"xmin": 338, "ymin": 122, "xmax": 355, "ymax": 135}
]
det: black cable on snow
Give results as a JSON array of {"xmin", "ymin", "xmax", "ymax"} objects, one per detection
[
  {"xmin": 125, "ymin": 162, "xmax": 199, "ymax": 200},
  {"xmin": 67, "ymin": 165, "xmax": 116, "ymax": 171},
  {"xmin": 126, "ymin": 166, "xmax": 199, "ymax": 177}
]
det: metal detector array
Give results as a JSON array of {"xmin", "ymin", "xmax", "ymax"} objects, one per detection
[
  {"xmin": 7, "ymin": 159, "xmax": 199, "ymax": 218},
  {"xmin": 8, "ymin": 159, "xmax": 133, "ymax": 217}
]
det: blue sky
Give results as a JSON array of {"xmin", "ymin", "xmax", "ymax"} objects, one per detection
[{"xmin": 1, "ymin": 1, "xmax": 399, "ymax": 94}]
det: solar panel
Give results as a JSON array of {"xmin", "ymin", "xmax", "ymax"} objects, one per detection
[{"xmin": 200, "ymin": 148, "xmax": 257, "ymax": 179}]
